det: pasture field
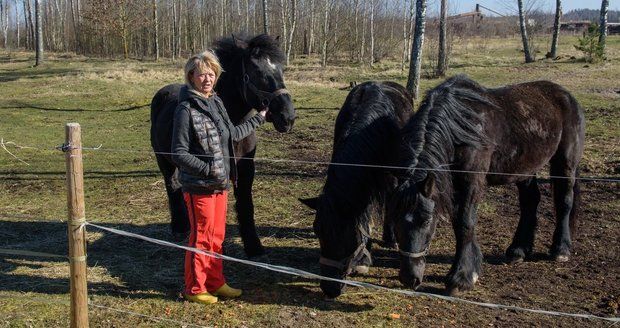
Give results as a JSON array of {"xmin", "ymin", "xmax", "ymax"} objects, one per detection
[{"xmin": 0, "ymin": 35, "xmax": 619, "ymax": 327}]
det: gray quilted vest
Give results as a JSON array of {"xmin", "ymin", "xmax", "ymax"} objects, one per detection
[{"xmin": 185, "ymin": 99, "xmax": 230, "ymax": 191}]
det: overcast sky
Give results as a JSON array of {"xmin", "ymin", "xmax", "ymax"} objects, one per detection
[{"xmin": 441, "ymin": 0, "xmax": 617, "ymax": 16}]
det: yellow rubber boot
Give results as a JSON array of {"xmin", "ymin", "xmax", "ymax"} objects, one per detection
[
  {"xmin": 184, "ymin": 292, "xmax": 218, "ymax": 304},
  {"xmin": 212, "ymin": 284, "xmax": 242, "ymax": 298}
]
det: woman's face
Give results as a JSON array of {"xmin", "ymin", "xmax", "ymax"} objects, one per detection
[{"xmin": 191, "ymin": 67, "xmax": 216, "ymax": 96}]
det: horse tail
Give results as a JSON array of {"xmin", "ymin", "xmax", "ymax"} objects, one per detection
[{"xmin": 569, "ymin": 168, "xmax": 581, "ymax": 238}]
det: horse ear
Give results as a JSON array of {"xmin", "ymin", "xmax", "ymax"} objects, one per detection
[
  {"xmin": 233, "ymin": 34, "xmax": 246, "ymax": 48},
  {"xmin": 417, "ymin": 174, "xmax": 436, "ymax": 198},
  {"xmin": 299, "ymin": 197, "xmax": 319, "ymax": 211}
]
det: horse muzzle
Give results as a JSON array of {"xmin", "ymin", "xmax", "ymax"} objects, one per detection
[
  {"xmin": 399, "ymin": 256, "xmax": 426, "ymax": 290},
  {"xmin": 319, "ymin": 264, "xmax": 346, "ymax": 299}
]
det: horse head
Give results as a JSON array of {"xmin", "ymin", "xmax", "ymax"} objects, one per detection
[
  {"xmin": 216, "ymin": 34, "xmax": 295, "ymax": 133},
  {"xmin": 304, "ymin": 194, "xmax": 370, "ymax": 299},
  {"xmin": 389, "ymin": 174, "xmax": 439, "ymax": 290}
]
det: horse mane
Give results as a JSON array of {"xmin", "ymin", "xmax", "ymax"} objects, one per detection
[
  {"xmin": 213, "ymin": 34, "xmax": 285, "ymax": 69},
  {"xmin": 399, "ymin": 75, "xmax": 493, "ymax": 215},
  {"xmin": 320, "ymin": 82, "xmax": 411, "ymax": 228}
]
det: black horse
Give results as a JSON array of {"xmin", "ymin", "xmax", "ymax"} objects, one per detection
[
  {"xmin": 301, "ymin": 81, "xmax": 414, "ymax": 298},
  {"xmin": 150, "ymin": 34, "xmax": 296, "ymax": 257},
  {"xmin": 391, "ymin": 75, "xmax": 585, "ymax": 295}
]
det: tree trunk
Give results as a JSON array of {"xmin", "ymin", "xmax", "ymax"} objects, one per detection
[
  {"xmin": 220, "ymin": 0, "xmax": 226, "ymax": 36},
  {"xmin": 320, "ymin": 0, "xmax": 329, "ymax": 67},
  {"xmin": 26, "ymin": 0, "xmax": 35, "ymax": 50},
  {"xmin": 406, "ymin": 0, "xmax": 426, "ymax": 99},
  {"xmin": 120, "ymin": 5, "xmax": 128, "ymax": 59},
  {"xmin": 353, "ymin": 0, "xmax": 358, "ymax": 60},
  {"xmin": 401, "ymin": 0, "xmax": 408, "ymax": 73},
  {"xmin": 172, "ymin": 0, "xmax": 178, "ymax": 60},
  {"xmin": 35, "ymin": 0, "xmax": 43, "ymax": 65},
  {"xmin": 549, "ymin": 0, "xmax": 561, "ymax": 59},
  {"xmin": 153, "ymin": 0, "xmax": 159, "ymax": 60},
  {"xmin": 75, "ymin": 0, "xmax": 81, "ymax": 53},
  {"xmin": 1, "ymin": 0, "xmax": 8, "ymax": 49},
  {"xmin": 279, "ymin": 0, "xmax": 287, "ymax": 57},
  {"xmin": 52, "ymin": 0, "xmax": 65, "ymax": 51},
  {"xmin": 369, "ymin": 0, "xmax": 374, "ymax": 66},
  {"xmin": 360, "ymin": 0, "xmax": 366, "ymax": 62},
  {"xmin": 599, "ymin": 0, "xmax": 609, "ymax": 54},
  {"xmin": 308, "ymin": 0, "xmax": 314, "ymax": 54},
  {"xmin": 518, "ymin": 0, "xmax": 534, "ymax": 63},
  {"xmin": 286, "ymin": 0, "xmax": 297, "ymax": 65},
  {"xmin": 245, "ymin": 0, "xmax": 250, "ymax": 33},
  {"xmin": 15, "ymin": 0, "xmax": 19, "ymax": 49},
  {"xmin": 436, "ymin": 0, "xmax": 448, "ymax": 77},
  {"xmin": 262, "ymin": 0, "xmax": 268, "ymax": 34}
]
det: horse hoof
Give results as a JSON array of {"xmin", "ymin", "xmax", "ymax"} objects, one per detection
[
  {"xmin": 553, "ymin": 254, "xmax": 570, "ymax": 262},
  {"xmin": 353, "ymin": 265, "xmax": 369, "ymax": 275}
]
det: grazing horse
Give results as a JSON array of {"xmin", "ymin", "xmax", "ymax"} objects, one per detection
[
  {"xmin": 301, "ymin": 81, "xmax": 414, "ymax": 298},
  {"xmin": 390, "ymin": 75, "xmax": 585, "ymax": 295},
  {"xmin": 150, "ymin": 34, "xmax": 296, "ymax": 257}
]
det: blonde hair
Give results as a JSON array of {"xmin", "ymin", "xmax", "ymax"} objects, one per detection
[{"xmin": 184, "ymin": 50, "xmax": 223, "ymax": 93}]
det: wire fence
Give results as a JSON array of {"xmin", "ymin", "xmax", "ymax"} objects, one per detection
[
  {"xmin": 1, "ymin": 136, "xmax": 620, "ymax": 324},
  {"xmin": 1, "ymin": 139, "xmax": 619, "ymax": 183}
]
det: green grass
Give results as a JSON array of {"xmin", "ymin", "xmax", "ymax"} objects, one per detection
[{"xmin": 1, "ymin": 35, "xmax": 619, "ymax": 327}]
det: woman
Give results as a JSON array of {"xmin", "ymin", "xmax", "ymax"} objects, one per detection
[{"xmin": 171, "ymin": 50, "xmax": 267, "ymax": 305}]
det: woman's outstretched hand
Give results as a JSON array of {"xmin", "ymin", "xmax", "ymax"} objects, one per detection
[{"xmin": 259, "ymin": 108, "xmax": 269, "ymax": 119}]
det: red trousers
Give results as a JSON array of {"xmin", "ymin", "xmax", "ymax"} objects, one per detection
[{"xmin": 183, "ymin": 191, "xmax": 228, "ymax": 295}]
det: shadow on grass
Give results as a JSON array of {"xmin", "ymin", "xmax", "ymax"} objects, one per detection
[
  {"xmin": 0, "ymin": 101, "xmax": 149, "ymax": 112},
  {"xmin": 0, "ymin": 67, "xmax": 81, "ymax": 83},
  {"xmin": 0, "ymin": 219, "xmax": 359, "ymax": 308},
  {"xmin": 0, "ymin": 170, "xmax": 161, "ymax": 181}
]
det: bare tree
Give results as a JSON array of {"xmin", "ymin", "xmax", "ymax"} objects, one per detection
[
  {"xmin": 14, "ymin": 0, "xmax": 19, "ymax": 48},
  {"xmin": 285, "ymin": 0, "xmax": 297, "ymax": 65},
  {"xmin": 262, "ymin": 0, "xmax": 268, "ymax": 34},
  {"xmin": 406, "ymin": 0, "xmax": 426, "ymax": 99},
  {"xmin": 35, "ymin": 0, "xmax": 42, "ymax": 65},
  {"xmin": 279, "ymin": 0, "xmax": 287, "ymax": 56},
  {"xmin": 369, "ymin": 0, "xmax": 375, "ymax": 66},
  {"xmin": 1, "ymin": 0, "xmax": 8, "ymax": 48},
  {"xmin": 320, "ymin": 0, "xmax": 330, "ymax": 67},
  {"xmin": 548, "ymin": 0, "xmax": 561, "ymax": 59},
  {"xmin": 518, "ymin": 0, "xmax": 534, "ymax": 63},
  {"xmin": 436, "ymin": 0, "xmax": 448, "ymax": 76},
  {"xmin": 401, "ymin": 0, "xmax": 408, "ymax": 72},
  {"xmin": 599, "ymin": 0, "xmax": 609, "ymax": 54},
  {"xmin": 153, "ymin": 0, "xmax": 159, "ymax": 60},
  {"xmin": 308, "ymin": 0, "xmax": 315, "ymax": 54}
]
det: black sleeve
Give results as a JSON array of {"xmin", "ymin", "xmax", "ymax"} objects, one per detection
[
  {"xmin": 229, "ymin": 114, "xmax": 266, "ymax": 142},
  {"xmin": 214, "ymin": 97, "xmax": 266, "ymax": 142},
  {"xmin": 171, "ymin": 104, "xmax": 210, "ymax": 176}
]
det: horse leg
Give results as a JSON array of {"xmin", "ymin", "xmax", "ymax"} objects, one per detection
[
  {"xmin": 234, "ymin": 153, "xmax": 265, "ymax": 257},
  {"xmin": 506, "ymin": 178, "xmax": 541, "ymax": 263},
  {"xmin": 549, "ymin": 162, "xmax": 579, "ymax": 262},
  {"xmin": 446, "ymin": 182, "xmax": 483, "ymax": 295},
  {"xmin": 155, "ymin": 154, "xmax": 189, "ymax": 236},
  {"xmin": 381, "ymin": 176, "xmax": 398, "ymax": 248}
]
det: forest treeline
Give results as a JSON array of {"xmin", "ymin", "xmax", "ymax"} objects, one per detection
[{"xmin": 0, "ymin": 0, "xmax": 615, "ymax": 65}]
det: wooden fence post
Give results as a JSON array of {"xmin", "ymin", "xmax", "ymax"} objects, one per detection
[{"xmin": 65, "ymin": 123, "xmax": 89, "ymax": 328}]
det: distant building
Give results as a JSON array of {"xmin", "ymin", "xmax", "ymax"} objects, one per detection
[{"xmin": 560, "ymin": 21, "xmax": 620, "ymax": 35}]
